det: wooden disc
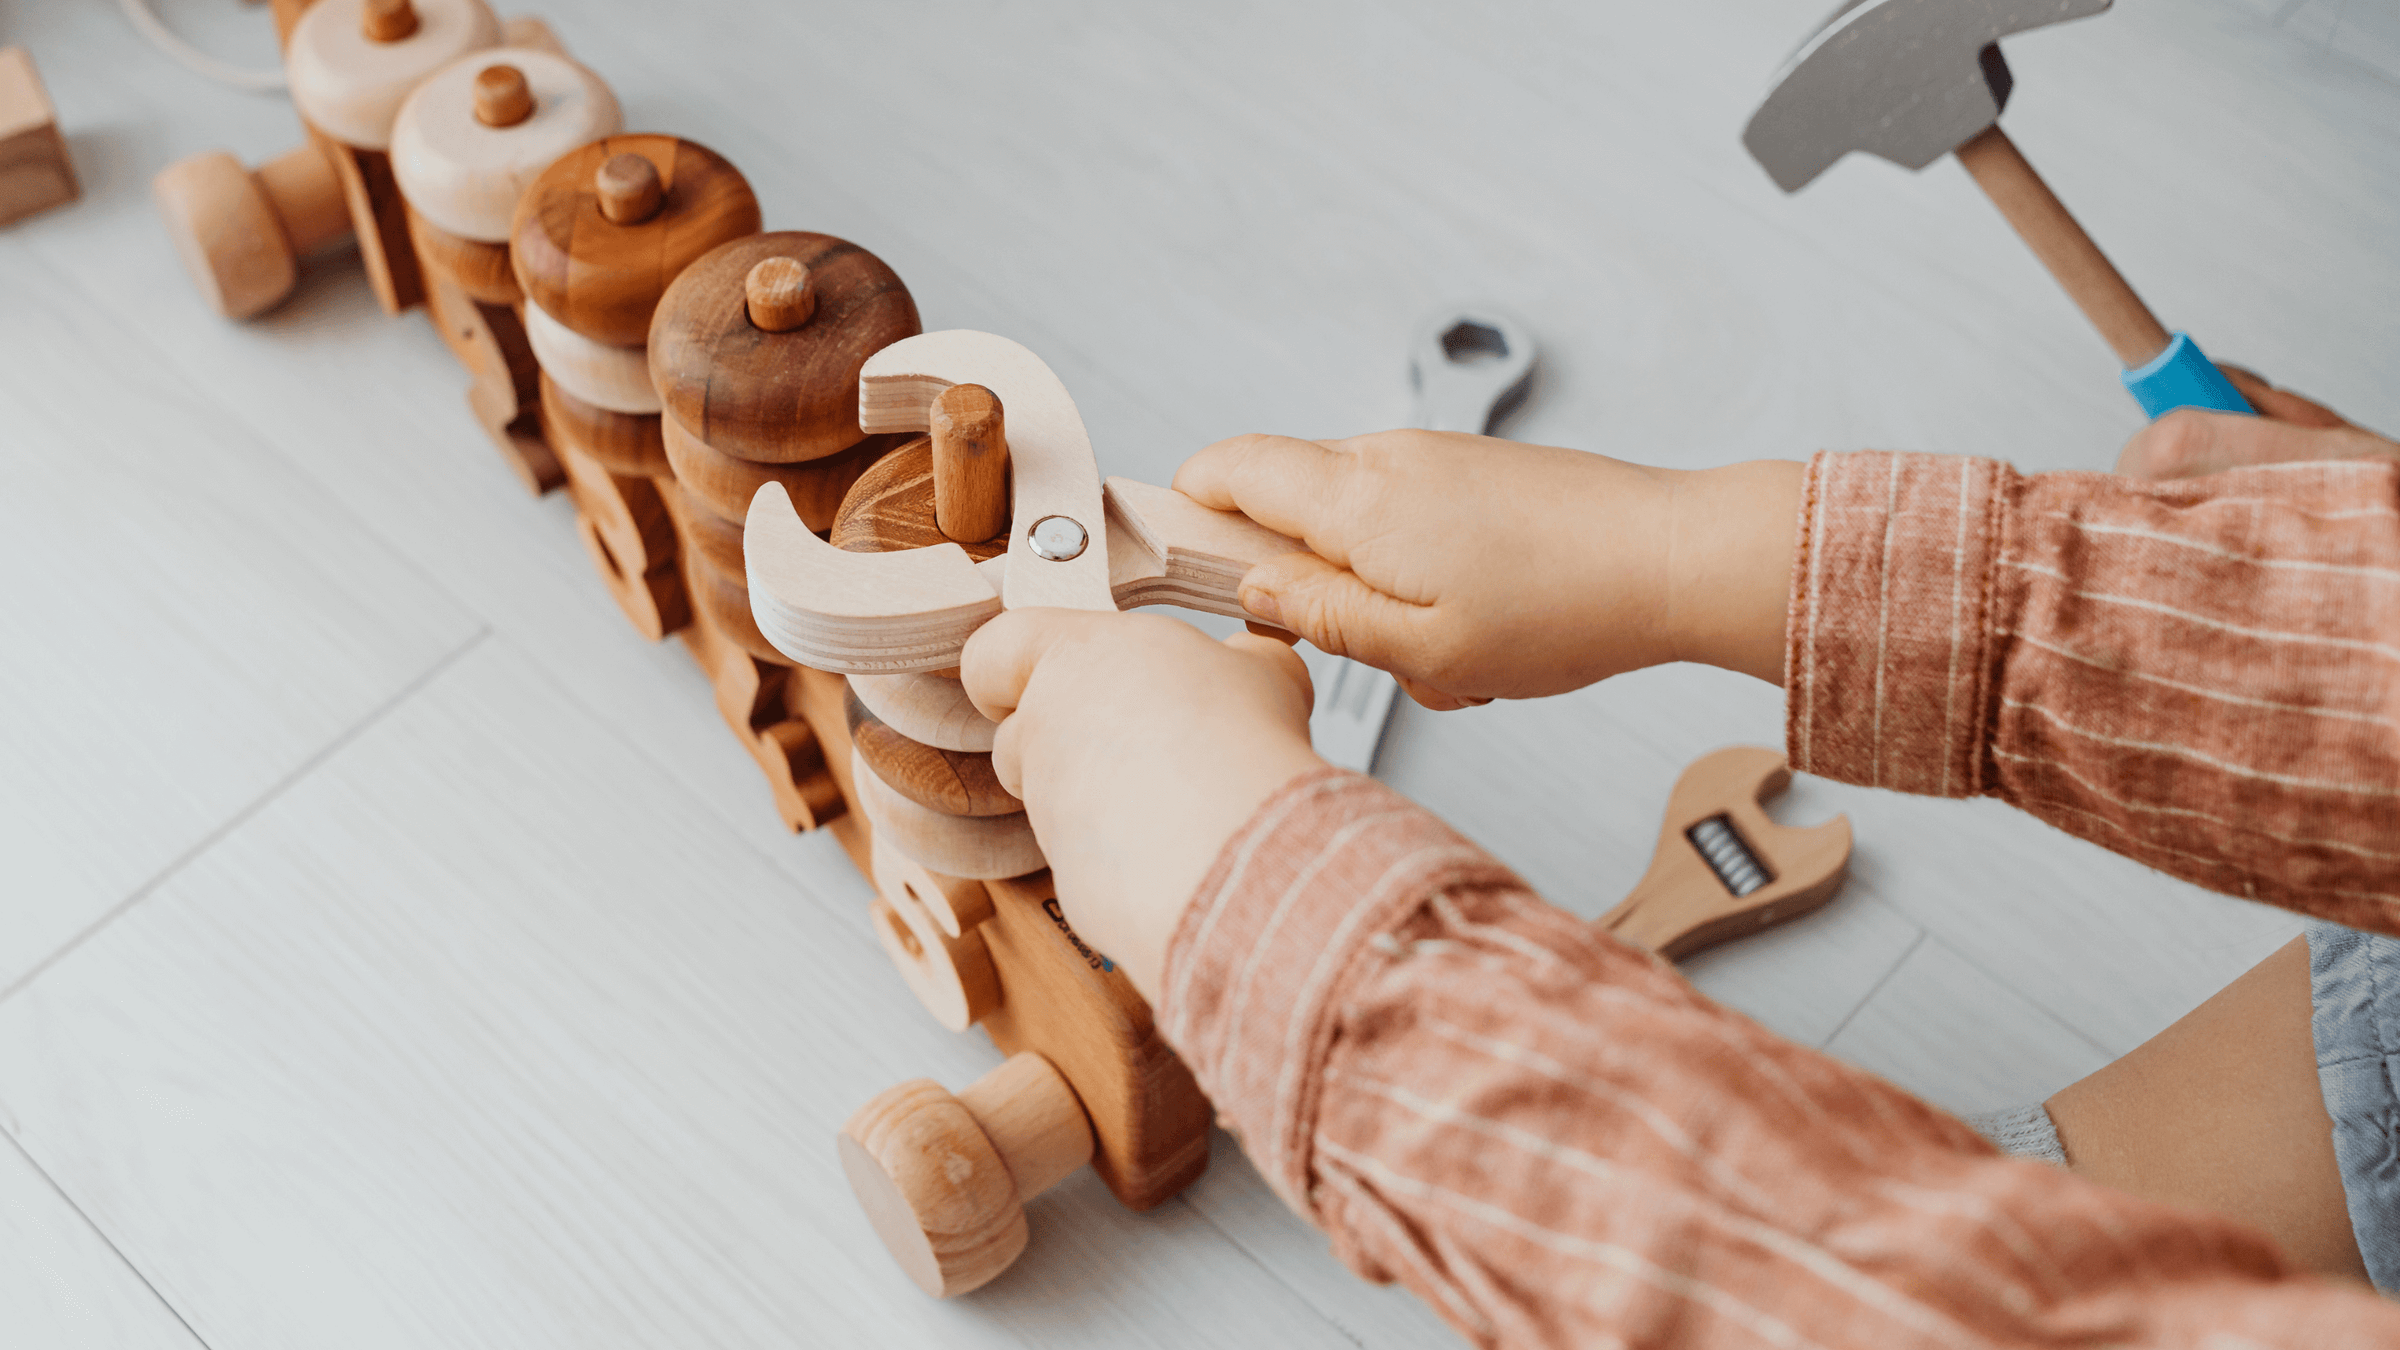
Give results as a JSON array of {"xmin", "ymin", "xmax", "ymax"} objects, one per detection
[
  {"xmin": 848, "ymin": 672, "xmax": 999, "ymax": 754},
  {"xmin": 286, "ymin": 0, "xmax": 501, "ymax": 151},
  {"xmin": 850, "ymin": 748, "xmax": 1042, "ymax": 881},
  {"xmin": 510, "ymin": 135, "xmax": 760, "ymax": 346},
  {"xmin": 540, "ymin": 373, "xmax": 667, "ymax": 477},
  {"xmin": 663, "ymin": 414, "xmax": 904, "ymax": 534},
  {"xmin": 662, "ymin": 476, "xmax": 746, "ymax": 578},
  {"xmin": 648, "ymin": 231, "xmax": 921, "ymax": 463},
  {"xmin": 406, "ymin": 206, "xmax": 518, "ymax": 304},
  {"xmin": 523, "ymin": 299, "xmax": 660, "ymax": 413},
  {"xmin": 838, "ymin": 1079, "xmax": 1026, "ymax": 1299},
  {"xmin": 830, "ymin": 436, "xmax": 1009, "ymax": 559},
  {"xmin": 391, "ymin": 47, "xmax": 621, "ymax": 243},
  {"xmin": 846, "ymin": 686, "xmax": 1021, "ymax": 818}
]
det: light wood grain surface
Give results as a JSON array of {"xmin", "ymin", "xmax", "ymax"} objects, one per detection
[{"xmin": 0, "ymin": 0, "xmax": 2391, "ymax": 1345}]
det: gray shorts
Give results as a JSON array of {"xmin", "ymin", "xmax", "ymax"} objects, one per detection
[{"xmin": 2309, "ymin": 920, "xmax": 2400, "ymax": 1292}]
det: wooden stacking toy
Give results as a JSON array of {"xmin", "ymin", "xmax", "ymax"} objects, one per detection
[{"xmin": 508, "ymin": 135, "xmax": 760, "ymax": 639}]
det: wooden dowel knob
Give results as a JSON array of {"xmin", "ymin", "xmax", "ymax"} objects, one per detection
[
  {"xmin": 1952, "ymin": 125, "xmax": 2171, "ymax": 369},
  {"xmin": 362, "ymin": 0, "xmax": 419, "ymax": 42},
  {"xmin": 744, "ymin": 256, "xmax": 816, "ymax": 332},
  {"xmin": 931, "ymin": 383, "xmax": 1009, "ymax": 545},
  {"xmin": 838, "ymin": 1054, "xmax": 1095, "ymax": 1298},
  {"xmin": 472, "ymin": 64, "xmax": 534, "ymax": 128},
  {"xmin": 594, "ymin": 152, "xmax": 663, "ymax": 225}
]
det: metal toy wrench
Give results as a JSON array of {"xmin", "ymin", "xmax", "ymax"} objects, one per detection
[{"xmin": 1304, "ymin": 307, "xmax": 1539, "ymax": 773}]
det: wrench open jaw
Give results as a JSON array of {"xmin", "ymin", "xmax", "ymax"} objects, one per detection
[{"xmin": 745, "ymin": 330, "xmax": 1305, "ymax": 675}]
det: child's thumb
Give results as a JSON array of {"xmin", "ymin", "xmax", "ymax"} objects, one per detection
[{"xmin": 1237, "ymin": 552, "xmax": 1428, "ymax": 674}]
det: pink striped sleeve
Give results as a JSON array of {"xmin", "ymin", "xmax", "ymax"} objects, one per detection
[
  {"xmin": 1788, "ymin": 451, "xmax": 2400, "ymax": 933},
  {"xmin": 1161, "ymin": 769, "xmax": 2400, "ymax": 1348}
]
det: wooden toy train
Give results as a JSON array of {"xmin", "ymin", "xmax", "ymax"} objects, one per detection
[{"xmin": 153, "ymin": 0, "xmax": 1852, "ymax": 1298}]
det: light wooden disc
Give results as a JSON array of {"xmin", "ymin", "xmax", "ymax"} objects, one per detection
[
  {"xmin": 406, "ymin": 205, "xmax": 518, "ymax": 304},
  {"xmin": 391, "ymin": 47, "xmax": 620, "ymax": 243},
  {"xmin": 660, "ymin": 414, "xmax": 899, "ymax": 533},
  {"xmin": 847, "ymin": 672, "xmax": 999, "ymax": 754},
  {"xmin": 287, "ymin": 0, "xmax": 501, "ymax": 151},
  {"xmin": 648, "ymin": 231, "xmax": 921, "ymax": 463},
  {"xmin": 524, "ymin": 299, "xmax": 659, "ymax": 413},
  {"xmin": 511, "ymin": 135, "xmax": 760, "ymax": 346}
]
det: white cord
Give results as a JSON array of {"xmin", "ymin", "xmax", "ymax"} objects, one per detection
[{"xmin": 117, "ymin": 0, "xmax": 287, "ymax": 92}]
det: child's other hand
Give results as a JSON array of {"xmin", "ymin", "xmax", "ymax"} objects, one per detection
[
  {"xmin": 960, "ymin": 609, "xmax": 1324, "ymax": 1001},
  {"xmin": 1174, "ymin": 431, "xmax": 1802, "ymax": 705},
  {"xmin": 2117, "ymin": 367, "xmax": 2400, "ymax": 479}
]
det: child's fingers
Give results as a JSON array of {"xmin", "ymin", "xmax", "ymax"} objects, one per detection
[
  {"xmin": 1397, "ymin": 675, "xmax": 1490, "ymax": 712},
  {"xmin": 2116, "ymin": 409, "xmax": 2400, "ymax": 480},
  {"xmin": 1238, "ymin": 551, "xmax": 1436, "ymax": 678},
  {"xmin": 1173, "ymin": 433, "xmax": 1356, "ymax": 560},
  {"xmin": 957, "ymin": 607, "xmax": 1105, "ymax": 724},
  {"xmin": 1222, "ymin": 629, "xmax": 1316, "ymax": 718},
  {"xmin": 2217, "ymin": 366, "xmax": 2348, "ymax": 429}
]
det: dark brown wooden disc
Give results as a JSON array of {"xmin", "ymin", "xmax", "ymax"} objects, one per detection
[
  {"xmin": 830, "ymin": 435, "xmax": 1009, "ymax": 560},
  {"xmin": 685, "ymin": 542, "xmax": 787, "ymax": 665},
  {"xmin": 660, "ymin": 476, "xmax": 746, "ymax": 578},
  {"xmin": 510, "ymin": 135, "xmax": 761, "ymax": 346},
  {"xmin": 541, "ymin": 373, "xmax": 668, "ymax": 478},
  {"xmin": 647, "ymin": 231, "xmax": 921, "ymax": 464},
  {"xmin": 407, "ymin": 206, "xmax": 520, "ymax": 305},
  {"xmin": 663, "ymin": 413, "xmax": 904, "ymax": 533},
  {"xmin": 845, "ymin": 687, "xmax": 1022, "ymax": 818}
]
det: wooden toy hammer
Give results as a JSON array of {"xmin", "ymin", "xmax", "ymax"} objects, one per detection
[{"xmin": 1742, "ymin": 0, "xmax": 2252, "ymax": 419}]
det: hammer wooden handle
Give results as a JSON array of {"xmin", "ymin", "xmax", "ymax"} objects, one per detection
[{"xmin": 1953, "ymin": 126, "xmax": 2171, "ymax": 370}]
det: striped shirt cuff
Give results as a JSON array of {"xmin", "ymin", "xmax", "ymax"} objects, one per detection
[
  {"xmin": 1786, "ymin": 449, "xmax": 2012, "ymax": 797},
  {"xmin": 1157, "ymin": 768, "xmax": 1526, "ymax": 1219}
]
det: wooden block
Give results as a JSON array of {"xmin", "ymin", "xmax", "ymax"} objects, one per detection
[
  {"xmin": 661, "ymin": 413, "xmax": 895, "ymax": 532},
  {"xmin": 978, "ymin": 872, "xmax": 1210, "ymax": 1212},
  {"xmin": 786, "ymin": 664, "xmax": 876, "ymax": 877},
  {"xmin": 557, "ymin": 439, "xmax": 674, "ymax": 581},
  {"xmin": 570, "ymin": 510, "xmax": 687, "ymax": 642},
  {"xmin": 848, "ymin": 748, "xmax": 1041, "ymax": 881},
  {"xmin": 309, "ymin": 126, "xmax": 424, "ymax": 314},
  {"xmin": 418, "ymin": 255, "xmax": 560, "ymax": 493},
  {"xmin": 1597, "ymin": 746, "xmax": 1853, "ymax": 961},
  {"xmin": 511, "ymin": 135, "xmax": 759, "ymax": 347},
  {"xmin": 647, "ymin": 231, "xmax": 922, "ymax": 463},
  {"xmin": 845, "ymin": 685, "xmax": 1020, "ymax": 818},
  {"xmin": 0, "ymin": 48, "xmax": 78, "ymax": 227},
  {"xmin": 867, "ymin": 833, "xmax": 1001, "ymax": 1034}
]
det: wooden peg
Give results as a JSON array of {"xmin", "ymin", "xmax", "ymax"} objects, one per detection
[
  {"xmin": 931, "ymin": 383, "xmax": 1009, "ymax": 545},
  {"xmin": 594, "ymin": 151, "xmax": 662, "ymax": 225},
  {"xmin": 1597, "ymin": 746, "xmax": 1852, "ymax": 961},
  {"xmin": 362, "ymin": 0, "xmax": 419, "ymax": 43},
  {"xmin": 1, "ymin": 47, "xmax": 78, "ymax": 227},
  {"xmin": 839, "ymin": 1053, "xmax": 1094, "ymax": 1297},
  {"xmin": 744, "ymin": 256, "xmax": 815, "ymax": 332},
  {"xmin": 471, "ymin": 64, "xmax": 532, "ymax": 127}
]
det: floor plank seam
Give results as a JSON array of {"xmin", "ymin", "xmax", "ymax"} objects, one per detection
[
  {"xmin": 2, "ymin": 1126, "xmax": 215, "ymax": 1349},
  {"xmin": 1904, "ymin": 932, "xmax": 2130, "ymax": 1062},
  {"xmin": 1179, "ymin": 1192, "xmax": 1374, "ymax": 1349},
  {"xmin": 0, "ymin": 628, "xmax": 493, "ymax": 1009},
  {"xmin": 1815, "ymin": 928, "xmax": 1928, "ymax": 1050}
]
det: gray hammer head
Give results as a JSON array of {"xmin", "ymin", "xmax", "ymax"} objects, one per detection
[{"xmin": 1743, "ymin": 0, "xmax": 2110, "ymax": 193}]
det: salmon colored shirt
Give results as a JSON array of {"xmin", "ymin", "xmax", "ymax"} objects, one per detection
[{"xmin": 1158, "ymin": 451, "xmax": 2400, "ymax": 1348}]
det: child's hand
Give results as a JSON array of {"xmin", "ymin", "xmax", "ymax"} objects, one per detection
[
  {"xmin": 1174, "ymin": 431, "xmax": 1802, "ymax": 706},
  {"xmin": 960, "ymin": 608, "xmax": 1325, "ymax": 1000},
  {"xmin": 2117, "ymin": 368, "xmax": 2399, "ymax": 479}
]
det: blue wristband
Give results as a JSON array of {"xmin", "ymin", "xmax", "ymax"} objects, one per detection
[{"xmin": 2121, "ymin": 332, "xmax": 2255, "ymax": 419}]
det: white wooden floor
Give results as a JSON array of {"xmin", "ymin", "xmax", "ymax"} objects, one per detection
[{"xmin": 1, "ymin": 0, "xmax": 2393, "ymax": 1345}]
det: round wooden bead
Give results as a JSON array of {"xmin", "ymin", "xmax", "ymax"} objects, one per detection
[
  {"xmin": 648, "ymin": 231, "xmax": 921, "ymax": 464},
  {"xmin": 847, "ymin": 686, "xmax": 1021, "ymax": 817},
  {"xmin": 829, "ymin": 435, "xmax": 1009, "ymax": 559},
  {"xmin": 390, "ymin": 48, "xmax": 621, "ymax": 243},
  {"xmin": 540, "ymin": 373, "xmax": 667, "ymax": 477},
  {"xmin": 662, "ymin": 415, "xmax": 900, "ymax": 534},
  {"xmin": 287, "ymin": 0, "xmax": 501, "ymax": 151},
  {"xmin": 524, "ymin": 299, "xmax": 661, "ymax": 413},
  {"xmin": 848, "ymin": 672, "xmax": 1000, "ymax": 754},
  {"xmin": 511, "ymin": 136, "xmax": 760, "ymax": 347}
]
